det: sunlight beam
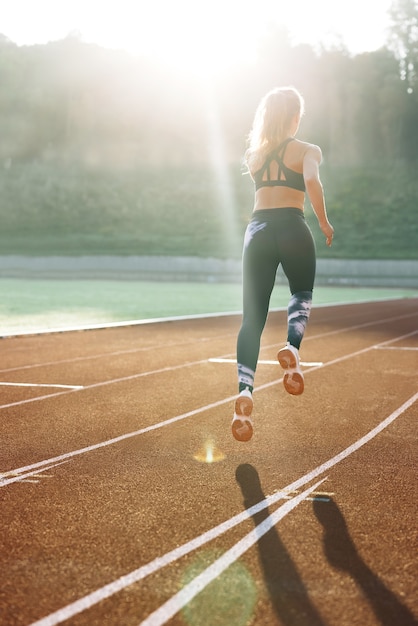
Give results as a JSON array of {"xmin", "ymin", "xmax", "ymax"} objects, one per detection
[{"xmin": 202, "ymin": 79, "xmax": 240, "ymax": 256}]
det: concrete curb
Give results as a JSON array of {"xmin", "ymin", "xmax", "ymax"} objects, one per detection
[{"xmin": 0, "ymin": 256, "xmax": 417, "ymax": 287}]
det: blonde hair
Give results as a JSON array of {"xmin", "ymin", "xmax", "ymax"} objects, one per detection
[{"xmin": 244, "ymin": 87, "xmax": 305, "ymax": 175}]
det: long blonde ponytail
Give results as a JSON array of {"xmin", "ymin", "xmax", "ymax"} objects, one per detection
[{"xmin": 244, "ymin": 87, "xmax": 304, "ymax": 175}]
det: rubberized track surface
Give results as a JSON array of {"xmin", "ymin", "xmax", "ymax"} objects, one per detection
[{"xmin": 1, "ymin": 299, "xmax": 417, "ymax": 626}]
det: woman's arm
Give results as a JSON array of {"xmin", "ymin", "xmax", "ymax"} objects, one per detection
[{"xmin": 303, "ymin": 145, "xmax": 334, "ymax": 247}]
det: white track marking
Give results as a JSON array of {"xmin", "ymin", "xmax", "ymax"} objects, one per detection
[
  {"xmin": 0, "ymin": 389, "xmax": 78, "ymax": 411},
  {"xmin": 0, "ymin": 333, "xmax": 235, "ymax": 374},
  {"xmin": 0, "ymin": 310, "xmax": 242, "ymax": 340},
  {"xmin": 27, "ymin": 392, "xmax": 417, "ymax": 626},
  {"xmin": 0, "ymin": 396, "xmax": 238, "ymax": 485},
  {"xmin": 2, "ymin": 329, "xmax": 417, "ymax": 484},
  {"xmin": 1, "ymin": 312, "xmax": 415, "ymax": 411},
  {"xmin": 298, "ymin": 361, "xmax": 324, "ymax": 367},
  {"xmin": 2, "ymin": 296, "xmax": 415, "ymax": 342},
  {"xmin": 211, "ymin": 310, "xmax": 417, "ymax": 365},
  {"xmin": 1, "ymin": 316, "xmax": 416, "ymax": 414},
  {"xmin": 254, "ymin": 329, "xmax": 418, "ymax": 394},
  {"xmin": 140, "ymin": 479, "xmax": 326, "ymax": 626},
  {"xmin": 245, "ymin": 310, "xmax": 417, "ymax": 358},
  {"xmin": 209, "ymin": 358, "xmax": 323, "ymax": 366},
  {"xmin": 1, "ymin": 310, "xmax": 415, "ymax": 376},
  {"xmin": 0, "ymin": 461, "xmax": 69, "ymax": 487},
  {"xmin": 0, "ymin": 348, "xmax": 154, "ymax": 374},
  {"xmin": 0, "ymin": 382, "xmax": 83, "ymax": 390},
  {"xmin": 0, "ymin": 357, "xmax": 213, "ymax": 411},
  {"xmin": 375, "ymin": 346, "xmax": 418, "ymax": 351},
  {"xmin": 303, "ymin": 310, "xmax": 417, "ymax": 342}
]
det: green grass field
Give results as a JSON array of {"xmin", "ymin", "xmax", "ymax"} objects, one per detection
[
  {"xmin": 1, "ymin": 278, "xmax": 416, "ymax": 336},
  {"xmin": 1, "ymin": 160, "xmax": 417, "ymax": 336}
]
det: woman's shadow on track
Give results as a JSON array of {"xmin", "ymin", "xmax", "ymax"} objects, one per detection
[
  {"xmin": 236, "ymin": 463, "xmax": 416, "ymax": 626},
  {"xmin": 313, "ymin": 496, "xmax": 417, "ymax": 626},
  {"xmin": 235, "ymin": 463, "xmax": 325, "ymax": 626}
]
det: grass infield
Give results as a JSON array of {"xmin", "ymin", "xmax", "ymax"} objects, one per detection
[{"xmin": 0, "ymin": 278, "xmax": 416, "ymax": 336}]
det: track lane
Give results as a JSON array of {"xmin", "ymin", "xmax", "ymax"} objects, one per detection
[
  {"xmin": 2, "ymin": 324, "xmax": 416, "ymax": 479},
  {"xmin": 0, "ymin": 299, "xmax": 417, "ymax": 626}
]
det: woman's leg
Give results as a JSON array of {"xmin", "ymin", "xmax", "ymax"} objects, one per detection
[
  {"xmin": 233, "ymin": 219, "xmax": 278, "ymax": 441},
  {"xmin": 236, "ymin": 220, "xmax": 278, "ymax": 393},
  {"xmin": 286, "ymin": 290, "xmax": 313, "ymax": 349},
  {"xmin": 277, "ymin": 216, "xmax": 316, "ymax": 395},
  {"xmin": 280, "ymin": 217, "xmax": 316, "ymax": 349}
]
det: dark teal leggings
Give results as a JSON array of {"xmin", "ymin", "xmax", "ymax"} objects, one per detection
[{"xmin": 237, "ymin": 208, "xmax": 316, "ymax": 381}]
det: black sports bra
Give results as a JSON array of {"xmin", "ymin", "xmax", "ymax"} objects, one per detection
[{"xmin": 253, "ymin": 138, "xmax": 305, "ymax": 192}]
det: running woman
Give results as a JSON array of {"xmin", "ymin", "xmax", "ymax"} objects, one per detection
[{"xmin": 232, "ymin": 86, "xmax": 334, "ymax": 442}]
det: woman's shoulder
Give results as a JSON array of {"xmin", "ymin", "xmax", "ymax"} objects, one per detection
[
  {"xmin": 293, "ymin": 138, "xmax": 321, "ymax": 152},
  {"xmin": 293, "ymin": 139, "xmax": 323, "ymax": 163}
]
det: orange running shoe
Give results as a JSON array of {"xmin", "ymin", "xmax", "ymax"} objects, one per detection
[
  {"xmin": 231, "ymin": 388, "xmax": 254, "ymax": 442},
  {"xmin": 277, "ymin": 343, "xmax": 304, "ymax": 395}
]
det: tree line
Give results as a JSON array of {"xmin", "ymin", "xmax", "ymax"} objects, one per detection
[{"xmin": 0, "ymin": 0, "xmax": 417, "ymax": 170}]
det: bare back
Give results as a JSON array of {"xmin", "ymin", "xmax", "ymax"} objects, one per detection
[{"xmin": 252, "ymin": 138, "xmax": 312, "ymax": 212}]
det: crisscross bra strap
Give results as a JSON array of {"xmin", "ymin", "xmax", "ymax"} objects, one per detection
[{"xmin": 254, "ymin": 138, "xmax": 305, "ymax": 192}]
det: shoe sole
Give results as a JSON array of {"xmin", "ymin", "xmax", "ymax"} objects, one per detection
[
  {"xmin": 283, "ymin": 371, "xmax": 304, "ymax": 395},
  {"xmin": 232, "ymin": 394, "xmax": 254, "ymax": 441},
  {"xmin": 234, "ymin": 395, "xmax": 253, "ymax": 417},
  {"xmin": 231, "ymin": 415, "xmax": 253, "ymax": 442},
  {"xmin": 277, "ymin": 347, "xmax": 297, "ymax": 369},
  {"xmin": 277, "ymin": 347, "xmax": 304, "ymax": 396}
]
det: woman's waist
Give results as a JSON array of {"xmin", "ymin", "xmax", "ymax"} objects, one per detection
[
  {"xmin": 252, "ymin": 207, "xmax": 305, "ymax": 220},
  {"xmin": 254, "ymin": 187, "xmax": 305, "ymax": 212}
]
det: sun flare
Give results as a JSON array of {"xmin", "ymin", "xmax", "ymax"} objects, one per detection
[
  {"xmin": 89, "ymin": 0, "xmax": 258, "ymax": 75},
  {"xmin": 193, "ymin": 440, "xmax": 225, "ymax": 464},
  {"xmin": 4, "ymin": 0, "xmax": 392, "ymax": 77}
]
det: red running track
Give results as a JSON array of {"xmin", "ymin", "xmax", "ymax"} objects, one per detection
[{"xmin": 0, "ymin": 298, "xmax": 417, "ymax": 626}]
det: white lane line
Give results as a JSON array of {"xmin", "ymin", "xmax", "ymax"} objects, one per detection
[
  {"xmin": 375, "ymin": 346, "xmax": 418, "ymax": 351},
  {"xmin": 1, "ymin": 310, "xmax": 415, "ymax": 376},
  {"xmin": 302, "ymin": 311, "xmax": 417, "ymax": 343},
  {"xmin": 209, "ymin": 358, "xmax": 324, "ymax": 367},
  {"xmin": 1, "ymin": 312, "xmax": 415, "ymax": 411},
  {"xmin": 0, "ymin": 382, "xmax": 83, "ymax": 390},
  {"xmin": 0, "ymin": 357, "xmax": 212, "ymax": 411},
  {"xmin": 140, "ymin": 479, "xmax": 326, "ymax": 626},
  {"xmin": 193, "ymin": 311, "xmax": 417, "ymax": 370},
  {"xmin": 0, "ymin": 333, "xmax": 235, "ymax": 374},
  {"xmin": 253, "ymin": 329, "xmax": 418, "ymax": 397},
  {"xmin": 0, "ymin": 461, "xmax": 69, "ymax": 487},
  {"xmin": 3, "ymin": 329, "xmax": 417, "ymax": 484},
  {"xmin": 0, "ymin": 310, "xmax": 241, "ymax": 339},
  {"xmin": 3, "ymin": 296, "xmax": 415, "ymax": 342},
  {"xmin": 0, "ymin": 389, "xmax": 78, "ymax": 411},
  {"xmin": 213, "ymin": 311, "xmax": 417, "ymax": 365},
  {"xmin": 2, "ymin": 317, "xmax": 416, "ymax": 414},
  {"xmin": 28, "ymin": 392, "xmax": 417, "ymax": 626},
  {"xmin": 0, "ymin": 396, "xmax": 238, "ymax": 486}
]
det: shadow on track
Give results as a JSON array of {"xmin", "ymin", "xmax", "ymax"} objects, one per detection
[
  {"xmin": 235, "ymin": 463, "xmax": 326, "ymax": 626},
  {"xmin": 313, "ymin": 497, "xmax": 417, "ymax": 626}
]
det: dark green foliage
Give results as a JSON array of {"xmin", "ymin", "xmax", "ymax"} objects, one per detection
[
  {"xmin": 307, "ymin": 165, "xmax": 418, "ymax": 259},
  {"xmin": 0, "ymin": 29, "xmax": 417, "ymax": 260},
  {"xmin": 0, "ymin": 159, "xmax": 417, "ymax": 259}
]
